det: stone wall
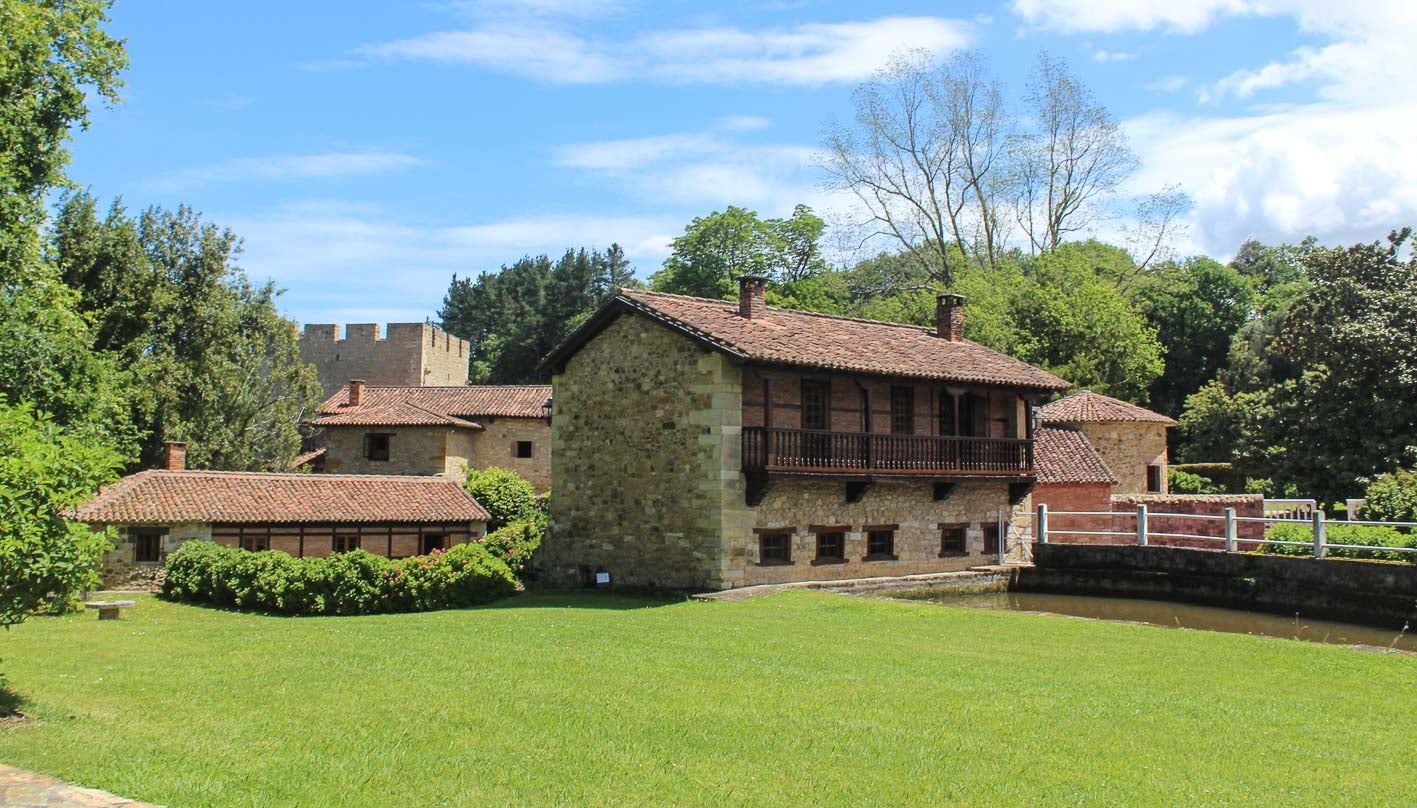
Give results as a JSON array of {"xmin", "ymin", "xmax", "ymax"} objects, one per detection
[
  {"xmin": 319, "ymin": 425, "xmax": 460, "ymax": 477},
  {"xmin": 543, "ymin": 315, "xmax": 739, "ymax": 589},
  {"xmin": 730, "ymin": 479, "xmax": 1024, "ymax": 587},
  {"xmin": 469, "ymin": 417, "xmax": 552, "ymax": 491},
  {"xmin": 100, "ymin": 523, "xmax": 210, "ymax": 584},
  {"xmin": 1023, "ymin": 543, "xmax": 1417, "ymax": 628},
  {"xmin": 300, "ymin": 322, "xmax": 470, "ymax": 398},
  {"xmin": 1077, "ymin": 421, "xmax": 1168, "ymax": 494}
]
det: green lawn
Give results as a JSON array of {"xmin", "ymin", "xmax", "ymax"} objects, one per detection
[{"xmin": 1, "ymin": 592, "xmax": 1413, "ymax": 806}]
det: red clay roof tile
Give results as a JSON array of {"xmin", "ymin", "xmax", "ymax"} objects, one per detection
[
  {"xmin": 1040, "ymin": 390, "xmax": 1176, "ymax": 425},
  {"xmin": 314, "ymin": 385, "xmax": 551, "ymax": 427},
  {"xmin": 1035, "ymin": 426, "xmax": 1119, "ymax": 485}
]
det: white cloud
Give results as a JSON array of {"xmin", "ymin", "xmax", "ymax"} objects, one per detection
[
  {"xmin": 1144, "ymin": 75, "xmax": 1188, "ymax": 92},
  {"xmin": 1089, "ymin": 49, "xmax": 1137, "ymax": 62},
  {"xmin": 716, "ymin": 114, "xmax": 773, "ymax": 132},
  {"xmin": 146, "ymin": 152, "xmax": 422, "ymax": 192},
  {"xmin": 356, "ymin": 16, "xmax": 971, "ymax": 85},
  {"xmin": 1011, "ymin": 0, "xmax": 1270, "ymax": 35}
]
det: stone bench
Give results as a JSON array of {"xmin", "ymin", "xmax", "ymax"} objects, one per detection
[{"xmin": 84, "ymin": 600, "xmax": 136, "ymax": 620}]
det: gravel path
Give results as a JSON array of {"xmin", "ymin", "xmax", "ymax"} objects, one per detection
[{"xmin": 0, "ymin": 764, "xmax": 159, "ymax": 808}]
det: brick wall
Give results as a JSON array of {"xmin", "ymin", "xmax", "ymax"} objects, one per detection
[
  {"xmin": 299, "ymin": 322, "xmax": 471, "ymax": 398},
  {"xmin": 1033, "ymin": 483, "xmax": 1114, "ymax": 544},
  {"xmin": 1110, "ymin": 494, "xmax": 1264, "ymax": 550}
]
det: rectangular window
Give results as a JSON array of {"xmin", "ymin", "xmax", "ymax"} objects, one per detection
[
  {"xmin": 364, "ymin": 433, "xmax": 391, "ymax": 461},
  {"xmin": 421, "ymin": 534, "xmax": 445, "ymax": 555},
  {"xmin": 982, "ymin": 524, "xmax": 1000, "ymax": 555},
  {"xmin": 801, "ymin": 380, "xmax": 828, "ymax": 430},
  {"xmin": 939, "ymin": 393, "xmax": 958, "ymax": 437},
  {"xmin": 758, "ymin": 532, "xmax": 792, "ymax": 565},
  {"xmin": 890, "ymin": 386, "xmax": 914, "ymax": 434},
  {"xmin": 939, "ymin": 524, "xmax": 967, "ymax": 556},
  {"xmin": 240, "ymin": 534, "xmax": 270, "ymax": 552},
  {"xmin": 132, "ymin": 528, "xmax": 165, "ymax": 563},
  {"xmin": 959, "ymin": 394, "xmax": 978, "ymax": 437},
  {"xmin": 515, "ymin": 440, "xmax": 534, "ymax": 459},
  {"xmin": 865, "ymin": 528, "xmax": 896, "ymax": 560},
  {"xmin": 333, "ymin": 534, "xmax": 360, "ymax": 553},
  {"xmin": 1147, "ymin": 465, "xmax": 1163, "ymax": 493},
  {"xmin": 814, "ymin": 531, "xmax": 845, "ymax": 563}
]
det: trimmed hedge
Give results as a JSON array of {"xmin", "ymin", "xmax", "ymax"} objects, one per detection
[
  {"xmin": 463, "ymin": 466, "xmax": 537, "ymax": 530},
  {"xmin": 1262, "ymin": 523, "xmax": 1417, "ymax": 563},
  {"xmin": 161, "ymin": 541, "xmax": 518, "ymax": 615}
]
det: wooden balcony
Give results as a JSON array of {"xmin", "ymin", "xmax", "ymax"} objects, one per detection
[{"xmin": 741, "ymin": 427, "xmax": 1034, "ymax": 477}]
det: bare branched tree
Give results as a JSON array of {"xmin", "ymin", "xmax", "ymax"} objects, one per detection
[
  {"xmin": 821, "ymin": 50, "xmax": 1010, "ymax": 289},
  {"xmin": 1121, "ymin": 185, "xmax": 1193, "ymax": 284},
  {"xmin": 1012, "ymin": 53, "xmax": 1139, "ymax": 255}
]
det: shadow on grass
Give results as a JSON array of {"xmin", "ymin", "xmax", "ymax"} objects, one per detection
[
  {"xmin": 493, "ymin": 589, "xmax": 687, "ymax": 611},
  {"xmin": 0, "ymin": 677, "xmax": 27, "ymax": 718}
]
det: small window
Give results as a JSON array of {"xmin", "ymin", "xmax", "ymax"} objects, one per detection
[
  {"xmin": 364, "ymin": 433, "xmax": 391, "ymax": 462},
  {"xmin": 939, "ymin": 393, "xmax": 958, "ymax": 437},
  {"xmin": 333, "ymin": 535, "xmax": 360, "ymax": 553},
  {"xmin": 940, "ymin": 524, "xmax": 967, "ymax": 556},
  {"xmin": 132, "ymin": 528, "xmax": 166, "ymax": 563},
  {"xmin": 421, "ymin": 534, "xmax": 445, "ymax": 555},
  {"xmin": 890, "ymin": 386, "xmax": 914, "ymax": 434},
  {"xmin": 515, "ymin": 441, "xmax": 533, "ymax": 459},
  {"xmin": 240, "ymin": 534, "xmax": 270, "ymax": 552},
  {"xmin": 814, "ymin": 531, "xmax": 845, "ymax": 563},
  {"xmin": 758, "ymin": 532, "xmax": 792, "ymax": 565},
  {"xmin": 801, "ymin": 380, "xmax": 828, "ymax": 431},
  {"xmin": 865, "ymin": 529, "xmax": 896, "ymax": 560},
  {"xmin": 981, "ymin": 524, "xmax": 1000, "ymax": 555},
  {"xmin": 1147, "ymin": 464, "xmax": 1163, "ymax": 493}
]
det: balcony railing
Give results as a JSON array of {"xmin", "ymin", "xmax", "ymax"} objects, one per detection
[{"xmin": 742, "ymin": 427, "xmax": 1033, "ymax": 476}]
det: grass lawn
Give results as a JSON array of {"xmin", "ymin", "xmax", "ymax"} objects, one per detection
[{"xmin": 1, "ymin": 591, "xmax": 1414, "ymax": 806}]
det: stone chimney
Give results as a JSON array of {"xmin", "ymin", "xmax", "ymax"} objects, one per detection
[
  {"xmin": 348, "ymin": 379, "xmax": 365, "ymax": 407},
  {"xmin": 738, "ymin": 275, "xmax": 769, "ymax": 319},
  {"xmin": 936, "ymin": 294, "xmax": 966, "ymax": 342},
  {"xmin": 164, "ymin": 441, "xmax": 187, "ymax": 471}
]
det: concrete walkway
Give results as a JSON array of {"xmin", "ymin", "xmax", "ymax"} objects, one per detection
[
  {"xmin": 695, "ymin": 565, "xmax": 1028, "ymax": 601},
  {"xmin": 0, "ymin": 765, "xmax": 159, "ymax": 808}
]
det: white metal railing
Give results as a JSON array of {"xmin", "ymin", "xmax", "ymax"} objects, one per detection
[
  {"xmin": 1263, "ymin": 498, "xmax": 1317, "ymax": 521},
  {"xmin": 1035, "ymin": 504, "xmax": 1417, "ymax": 560}
]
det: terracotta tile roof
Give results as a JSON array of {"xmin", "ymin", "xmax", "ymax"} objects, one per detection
[
  {"xmin": 314, "ymin": 385, "xmax": 551, "ymax": 427},
  {"xmin": 1040, "ymin": 390, "xmax": 1176, "ymax": 425},
  {"xmin": 1035, "ymin": 426, "xmax": 1119, "ymax": 485},
  {"xmin": 73, "ymin": 470, "xmax": 490, "ymax": 525},
  {"xmin": 541, "ymin": 290, "xmax": 1070, "ymax": 390},
  {"xmin": 292, "ymin": 448, "xmax": 326, "ymax": 468}
]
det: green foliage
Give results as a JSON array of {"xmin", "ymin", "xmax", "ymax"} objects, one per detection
[
  {"xmin": 439, "ymin": 245, "xmax": 633, "ymax": 384},
  {"xmin": 161, "ymin": 541, "xmax": 518, "ymax": 615},
  {"xmin": 1169, "ymin": 463, "xmax": 1249, "ymax": 493},
  {"xmin": 481, "ymin": 511, "xmax": 546, "ymax": 571},
  {"xmin": 1262, "ymin": 523, "xmax": 1417, "ymax": 563},
  {"xmin": 650, "ymin": 205, "xmax": 827, "ymax": 297},
  {"xmin": 462, "ymin": 466, "xmax": 537, "ymax": 530},
  {"xmin": 1167, "ymin": 468, "xmax": 1225, "ymax": 495},
  {"xmin": 49, "ymin": 195, "xmax": 322, "ymax": 471},
  {"xmin": 1176, "ymin": 381, "xmax": 1247, "ymax": 463},
  {"xmin": 0, "ymin": 0, "xmax": 126, "ymax": 277},
  {"xmin": 0, "ymin": 398, "xmax": 122, "ymax": 631},
  {"xmin": 1364, "ymin": 469, "xmax": 1417, "ymax": 524}
]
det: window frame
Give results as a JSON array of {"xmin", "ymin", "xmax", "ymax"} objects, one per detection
[
  {"xmin": 1146, "ymin": 464, "xmax": 1163, "ymax": 493},
  {"xmin": 800, "ymin": 379, "xmax": 829, "ymax": 431},
  {"xmin": 811, "ymin": 527, "xmax": 847, "ymax": 565},
  {"xmin": 938, "ymin": 523, "xmax": 968, "ymax": 557},
  {"xmin": 981, "ymin": 524, "xmax": 1000, "ymax": 556},
  {"xmin": 333, "ymin": 534, "xmax": 360, "ymax": 554},
  {"xmin": 239, "ymin": 533, "xmax": 270, "ymax": 552},
  {"xmin": 131, "ymin": 527, "xmax": 167, "ymax": 563},
  {"xmin": 863, "ymin": 525, "xmax": 898, "ymax": 561},
  {"xmin": 421, "ymin": 533, "xmax": 446, "ymax": 555},
  {"xmin": 514, "ymin": 440, "xmax": 534, "ymax": 459},
  {"xmin": 890, "ymin": 385, "xmax": 915, "ymax": 434},
  {"xmin": 756, "ymin": 530, "xmax": 794, "ymax": 566},
  {"xmin": 364, "ymin": 433, "xmax": 392, "ymax": 462}
]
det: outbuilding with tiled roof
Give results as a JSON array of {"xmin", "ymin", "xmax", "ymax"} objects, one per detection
[{"xmin": 1040, "ymin": 390, "xmax": 1174, "ymax": 495}]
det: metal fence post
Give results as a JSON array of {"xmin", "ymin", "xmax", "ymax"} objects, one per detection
[
  {"xmin": 1136, "ymin": 504, "xmax": 1148, "ymax": 546},
  {"xmin": 997, "ymin": 510, "xmax": 1007, "ymax": 565},
  {"xmin": 1224, "ymin": 507, "xmax": 1237, "ymax": 553},
  {"xmin": 1312, "ymin": 509, "xmax": 1327, "ymax": 559},
  {"xmin": 1036, "ymin": 503, "xmax": 1049, "ymax": 545}
]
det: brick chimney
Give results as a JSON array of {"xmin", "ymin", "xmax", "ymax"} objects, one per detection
[
  {"xmin": 348, "ymin": 379, "xmax": 365, "ymax": 407},
  {"xmin": 164, "ymin": 441, "xmax": 187, "ymax": 471},
  {"xmin": 936, "ymin": 294, "xmax": 966, "ymax": 342},
  {"xmin": 738, "ymin": 275, "xmax": 768, "ymax": 319}
]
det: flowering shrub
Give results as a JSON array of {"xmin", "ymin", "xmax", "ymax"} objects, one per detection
[
  {"xmin": 162, "ymin": 541, "xmax": 517, "ymax": 615},
  {"xmin": 480, "ymin": 510, "xmax": 546, "ymax": 571}
]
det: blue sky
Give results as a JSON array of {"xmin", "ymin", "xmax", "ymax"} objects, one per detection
[{"xmin": 67, "ymin": 1, "xmax": 1417, "ymax": 325}]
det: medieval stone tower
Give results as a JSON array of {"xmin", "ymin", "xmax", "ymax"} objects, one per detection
[{"xmin": 299, "ymin": 323, "xmax": 471, "ymax": 399}]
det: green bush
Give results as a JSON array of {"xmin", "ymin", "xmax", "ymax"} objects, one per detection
[
  {"xmin": 481, "ymin": 511, "xmax": 546, "ymax": 571},
  {"xmin": 1261, "ymin": 523, "xmax": 1417, "ymax": 563},
  {"xmin": 162, "ymin": 541, "xmax": 518, "ymax": 615},
  {"xmin": 1364, "ymin": 468, "xmax": 1417, "ymax": 524},
  {"xmin": 1168, "ymin": 468, "xmax": 1225, "ymax": 494},
  {"xmin": 1170, "ymin": 463, "xmax": 1248, "ymax": 493},
  {"xmin": 463, "ymin": 466, "xmax": 537, "ymax": 530}
]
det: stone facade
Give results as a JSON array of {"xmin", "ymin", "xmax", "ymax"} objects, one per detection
[
  {"xmin": 542, "ymin": 314, "xmax": 1034, "ymax": 591},
  {"xmin": 300, "ymin": 323, "xmax": 471, "ymax": 398},
  {"xmin": 318, "ymin": 419, "xmax": 550, "ymax": 487},
  {"xmin": 469, "ymin": 417, "xmax": 552, "ymax": 491},
  {"xmin": 101, "ymin": 523, "xmax": 210, "ymax": 582},
  {"xmin": 1076, "ymin": 421, "xmax": 1169, "ymax": 495}
]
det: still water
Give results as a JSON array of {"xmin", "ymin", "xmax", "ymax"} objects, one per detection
[{"xmin": 889, "ymin": 590, "xmax": 1416, "ymax": 652}]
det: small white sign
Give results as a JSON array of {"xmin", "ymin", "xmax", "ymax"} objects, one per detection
[{"xmin": 594, "ymin": 571, "xmax": 611, "ymax": 585}]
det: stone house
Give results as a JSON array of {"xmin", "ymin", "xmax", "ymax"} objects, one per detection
[
  {"xmin": 1032, "ymin": 424, "xmax": 1120, "ymax": 516},
  {"xmin": 299, "ymin": 322, "xmax": 471, "ymax": 399},
  {"xmin": 76, "ymin": 444, "xmax": 489, "ymax": 584},
  {"xmin": 1039, "ymin": 390, "xmax": 1174, "ymax": 495},
  {"xmin": 537, "ymin": 278, "xmax": 1071, "ymax": 591},
  {"xmin": 309, "ymin": 383, "xmax": 552, "ymax": 489}
]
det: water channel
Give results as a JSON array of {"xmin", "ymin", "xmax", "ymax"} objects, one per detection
[{"xmin": 887, "ymin": 590, "xmax": 1416, "ymax": 652}]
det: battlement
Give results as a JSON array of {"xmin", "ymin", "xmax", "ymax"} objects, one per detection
[{"xmin": 299, "ymin": 322, "xmax": 470, "ymax": 398}]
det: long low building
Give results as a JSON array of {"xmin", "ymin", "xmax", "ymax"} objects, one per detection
[{"xmin": 76, "ymin": 443, "xmax": 489, "ymax": 584}]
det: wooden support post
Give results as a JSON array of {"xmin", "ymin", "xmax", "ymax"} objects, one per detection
[
  {"xmin": 1036, "ymin": 503, "xmax": 1049, "ymax": 545},
  {"xmin": 996, "ymin": 510, "xmax": 1007, "ymax": 565},
  {"xmin": 1136, "ymin": 504, "xmax": 1148, "ymax": 546},
  {"xmin": 387, "ymin": 526, "xmax": 393, "ymax": 558},
  {"xmin": 1224, "ymin": 507, "xmax": 1236, "ymax": 553},
  {"xmin": 1312, "ymin": 509, "xmax": 1327, "ymax": 559},
  {"xmin": 298, "ymin": 524, "xmax": 305, "ymax": 558}
]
